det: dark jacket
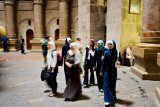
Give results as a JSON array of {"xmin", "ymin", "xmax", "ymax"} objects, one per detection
[{"xmin": 62, "ymin": 39, "xmax": 70, "ymax": 64}]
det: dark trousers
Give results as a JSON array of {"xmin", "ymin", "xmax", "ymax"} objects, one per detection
[
  {"xmin": 46, "ymin": 67, "xmax": 58, "ymax": 93},
  {"xmin": 96, "ymin": 68, "xmax": 103, "ymax": 90},
  {"xmin": 64, "ymin": 64, "xmax": 68, "ymax": 85},
  {"xmin": 21, "ymin": 45, "xmax": 24, "ymax": 54},
  {"xmin": 83, "ymin": 60, "xmax": 95, "ymax": 85},
  {"xmin": 3, "ymin": 44, "xmax": 7, "ymax": 52}
]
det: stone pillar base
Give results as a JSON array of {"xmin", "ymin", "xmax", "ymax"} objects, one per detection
[
  {"xmin": 30, "ymin": 38, "xmax": 42, "ymax": 53},
  {"xmin": 155, "ymin": 86, "xmax": 160, "ymax": 103},
  {"xmin": 131, "ymin": 66, "xmax": 160, "ymax": 80},
  {"xmin": 55, "ymin": 39, "xmax": 66, "ymax": 52},
  {"xmin": 8, "ymin": 39, "xmax": 19, "ymax": 52},
  {"xmin": 131, "ymin": 43, "xmax": 160, "ymax": 81}
]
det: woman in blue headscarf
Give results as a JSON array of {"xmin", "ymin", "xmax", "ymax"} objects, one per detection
[
  {"xmin": 93, "ymin": 40, "xmax": 105, "ymax": 92},
  {"xmin": 100, "ymin": 40, "xmax": 120, "ymax": 106},
  {"xmin": 62, "ymin": 37, "xmax": 72, "ymax": 85}
]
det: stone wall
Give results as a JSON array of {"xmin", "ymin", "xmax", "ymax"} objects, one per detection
[
  {"xmin": 90, "ymin": 0, "xmax": 105, "ymax": 43},
  {"xmin": 78, "ymin": 0, "xmax": 90, "ymax": 51},
  {"xmin": 16, "ymin": 1, "xmax": 34, "ymax": 50},
  {"xmin": 0, "ymin": 1, "xmax": 5, "ymax": 49},
  {"xmin": 45, "ymin": 0, "xmax": 59, "ymax": 41},
  {"xmin": 78, "ymin": 0, "xmax": 105, "ymax": 52},
  {"xmin": 107, "ymin": 0, "xmax": 122, "ymax": 51},
  {"xmin": 70, "ymin": 0, "xmax": 78, "ymax": 41},
  {"xmin": 120, "ymin": 0, "xmax": 143, "ymax": 53}
]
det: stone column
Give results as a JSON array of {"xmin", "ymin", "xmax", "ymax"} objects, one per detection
[
  {"xmin": 31, "ymin": 0, "xmax": 44, "ymax": 52},
  {"xmin": 4, "ymin": 0, "xmax": 18, "ymax": 52},
  {"xmin": 131, "ymin": 0, "xmax": 160, "ymax": 80},
  {"xmin": 59, "ymin": 0, "xmax": 69, "ymax": 39},
  {"xmin": 55, "ymin": 0, "xmax": 69, "ymax": 50}
]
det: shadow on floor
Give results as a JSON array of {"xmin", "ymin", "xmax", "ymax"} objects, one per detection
[
  {"xmin": 77, "ymin": 94, "xmax": 90, "ymax": 101},
  {"xmin": 116, "ymin": 98, "xmax": 134, "ymax": 106},
  {"xmin": 55, "ymin": 93, "xmax": 90, "ymax": 102},
  {"xmin": 56, "ymin": 92, "xmax": 64, "ymax": 98}
]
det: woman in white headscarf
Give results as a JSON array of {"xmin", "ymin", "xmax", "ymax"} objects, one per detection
[
  {"xmin": 46, "ymin": 41, "xmax": 58, "ymax": 97},
  {"xmin": 63, "ymin": 42, "xmax": 82, "ymax": 101}
]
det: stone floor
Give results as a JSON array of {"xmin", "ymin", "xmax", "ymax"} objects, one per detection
[{"xmin": 0, "ymin": 51, "xmax": 160, "ymax": 107}]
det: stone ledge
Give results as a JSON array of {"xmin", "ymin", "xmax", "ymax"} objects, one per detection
[
  {"xmin": 155, "ymin": 87, "xmax": 160, "ymax": 103},
  {"xmin": 30, "ymin": 49, "xmax": 42, "ymax": 53},
  {"xmin": 133, "ymin": 47, "xmax": 160, "ymax": 59},
  {"xmin": 131, "ymin": 66, "xmax": 160, "ymax": 81}
]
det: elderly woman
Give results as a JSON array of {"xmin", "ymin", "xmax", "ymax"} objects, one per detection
[
  {"xmin": 93, "ymin": 40, "xmax": 105, "ymax": 92},
  {"xmin": 62, "ymin": 37, "xmax": 72, "ymax": 85},
  {"xmin": 100, "ymin": 40, "xmax": 120, "ymax": 106},
  {"xmin": 46, "ymin": 41, "xmax": 58, "ymax": 97},
  {"xmin": 63, "ymin": 42, "xmax": 82, "ymax": 101}
]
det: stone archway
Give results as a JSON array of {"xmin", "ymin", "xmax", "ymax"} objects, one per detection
[
  {"xmin": 55, "ymin": 29, "xmax": 59, "ymax": 40},
  {"xmin": 26, "ymin": 29, "xmax": 34, "ymax": 50}
]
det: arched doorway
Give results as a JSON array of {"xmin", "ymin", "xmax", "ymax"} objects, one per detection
[
  {"xmin": 55, "ymin": 29, "xmax": 59, "ymax": 40},
  {"xmin": 26, "ymin": 29, "xmax": 34, "ymax": 50}
]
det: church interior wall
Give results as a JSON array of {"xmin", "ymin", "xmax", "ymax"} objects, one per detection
[
  {"xmin": 107, "ymin": 0, "xmax": 122, "ymax": 51},
  {"xmin": 90, "ymin": 2, "xmax": 105, "ymax": 43},
  {"xmin": 18, "ymin": 19, "xmax": 34, "ymax": 50},
  {"xmin": 78, "ymin": 0, "xmax": 91, "ymax": 52},
  {"xmin": 16, "ymin": 1, "xmax": 34, "ymax": 50},
  {"xmin": 0, "ymin": 1, "xmax": 5, "ymax": 50},
  {"xmin": 45, "ymin": 0, "xmax": 59, "ymax": 41},
  {"xmin": 70, "ymin": 0, "xmax": 78, "ymax": 42},
  {"xmin": 120, "ymin": 0, "xmax": 143, "ymax": 54}
]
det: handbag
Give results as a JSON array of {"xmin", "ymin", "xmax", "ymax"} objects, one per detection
[{"xmin": 41, "ymin": 68, "xmax": 51, "ymax": 81}]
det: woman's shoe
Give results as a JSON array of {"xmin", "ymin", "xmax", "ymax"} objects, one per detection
[
  {"xmin": 99, "ymin": 89, "xmax": 103, "ymax": 93},
  {"xmin": 49, "ymin": 92, "xmax": 57, "ymax": 97},
  {"xmin": 83, "ymin": 84, "xmax": 88, "ymax": 88}
]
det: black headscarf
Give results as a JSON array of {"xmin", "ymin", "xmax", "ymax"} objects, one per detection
[{"xmin": 111, "ymin": 40, "xmax": 117, "ymax": 61}]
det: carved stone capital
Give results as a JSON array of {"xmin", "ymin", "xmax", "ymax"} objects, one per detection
[
  {"xmin": 33, "ymin": 0, "xmax": 43, "ymax": 4},
  {"xmin": 4, "ymin": 0, "xmax": 15, "ymax": 5}
]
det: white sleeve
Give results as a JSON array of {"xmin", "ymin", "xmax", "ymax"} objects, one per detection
[{"xmin": 51, "ymin": 51, "xmax": 57, "ymax": 68}]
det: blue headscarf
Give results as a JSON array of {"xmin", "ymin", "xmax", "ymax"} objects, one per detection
[
  {"xmin": 97, "ymin": 40, "xmax": 104, "ymax": 51},
  {"xmin": 65, "ymin": 37, "xmax": 71, "ymax": 48}
]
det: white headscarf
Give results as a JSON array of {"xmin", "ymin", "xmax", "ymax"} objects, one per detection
[
  {"xmin": 105, "ymin": 40, "xmax": 113, "ymax": 49},
  {"xmin": 47, "ymin": 41, "xmax": 56, "ymax": 69},
  {"xmin": 48, "ymin": 41, "xmax": 56, "ymax": 54},
  {"xmin": 67, "ymin": 37, "xmax": 71, "ymax": 42},
  {"xmin": 68, "ymin": 42, "xmax": 81, "ymax": 64}
]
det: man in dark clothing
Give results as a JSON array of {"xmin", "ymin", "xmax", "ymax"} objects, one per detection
[
  {"xmin": 2, "ymin": 35, "xmax": 8, "ymax": 52},
  {"xmin": 20, "ymin": 36, "xmax": 25, "ymax": 54}
]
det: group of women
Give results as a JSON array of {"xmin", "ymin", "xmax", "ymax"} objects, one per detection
[{"xmin": 46, "ymin": 37, "xmax": 121, "ymax": 106}]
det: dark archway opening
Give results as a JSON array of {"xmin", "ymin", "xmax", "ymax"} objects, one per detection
[
  {"xmin": 26, "ymin": 29, "xmax": 34, "ymax": 50},
  {"xmin": 55, "ymin": 29, "xmax": 59, "ymax": 40}
]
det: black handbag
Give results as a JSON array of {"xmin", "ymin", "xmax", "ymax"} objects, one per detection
[{"xmin": 41, "ymin": 68, "xmax": 51, "ymax": 81}]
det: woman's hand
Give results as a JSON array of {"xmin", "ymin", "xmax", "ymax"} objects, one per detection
[
  {"xmin": 101, "ymin": 56, "xmax": 104, "ymax": 61},
  {"xmin": 51, "ymin": 68, "xmax": 54, "ymax": 73},
  {"xmin": 100, "ymin": 72, "xmax": 103, "ymax": 77},
  {"xmin": 116, "ymin": 61, "xmax": 120, "ymax": 65},
  {"xmin": 65, "ymin": 62, "xmax": 72, "ymax": 68},
  {"xmin": 93, "ymin": 67, "xmax": 95, "ymax": 71}
]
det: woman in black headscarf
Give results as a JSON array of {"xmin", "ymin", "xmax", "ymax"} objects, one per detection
[
  {"xmin": 62, "ymin": 37, "xmax": 72, "ymax": 85},
  {"xmin": 100, "ymin": 40, "xmax": 120, "ymax": 106}
]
